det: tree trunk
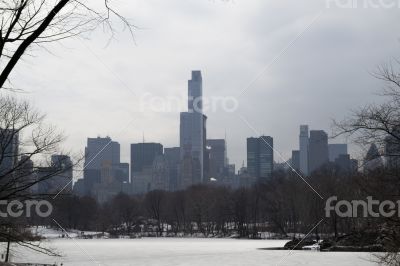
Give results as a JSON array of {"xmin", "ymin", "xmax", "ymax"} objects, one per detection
[{"xmin": 5, "ymin": 237, "xmax": 10, "ymax": 262}]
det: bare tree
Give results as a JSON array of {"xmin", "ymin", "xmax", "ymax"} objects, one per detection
[
  {"xmin": 333, "ymin": 61, "xmax": 400, "ymax": 150},
  {"xmin": 334, "ymin": 60, "xmax": 400, "ymax": 264},
  {"xmin": 144, "ymin": 190, "xmax": 166, "ymax": 236},
  {"xmin": 0, "ymin": 96, "xmax": 74, "ymax": 261},
  {"xmin": 0, "ymin": 0, "xmax": 133, "ymax": 90},
  {"xmin": 0, "ymin": 96, "xmax": 69, "ymax": 200}
]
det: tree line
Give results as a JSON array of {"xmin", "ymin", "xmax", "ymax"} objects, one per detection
[{"xmin": 41, "ymin": 165, "xmax": 381, "ymax": 240}]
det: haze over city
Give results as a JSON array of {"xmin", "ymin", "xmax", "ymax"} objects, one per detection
[{"xmin": 7, "ymin": 0, "xmax": 399, "ymax": 168}]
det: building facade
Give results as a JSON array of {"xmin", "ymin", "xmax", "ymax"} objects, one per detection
[
  {"xmin": 299, "ymin": 125, "xmax": 309, "ymax": 176},
  {"xmin": 247, "ymin": 136, "xmax": 274, "ymax": 182},
  {"xmin": 164, "ymin": 147, "xmax": 180, "ymax": 191},
  {"xmin": 207, "ymin": 139, "xmax": 227, "ymax": 180},
  {"xmin": 131, "ymin": 142, "xmax": 163, "ymax": 194},
  {"xmin": 308, "ymin": 130, "xmax": 329, "ymax": 174},
  {"xmin": 291, "ymin": 150, "xmax": 300, "ymax": 171}
]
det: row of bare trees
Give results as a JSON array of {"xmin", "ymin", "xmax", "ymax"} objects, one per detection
[{"xmin": 45, "ymin": 167, "xmax": 370, "ymax": 240}]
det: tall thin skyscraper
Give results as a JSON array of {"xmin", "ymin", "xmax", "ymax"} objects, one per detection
[
  {"xmin": 299, "ymin": 125, "xmax": 309, "ymax": 176},
  {"xmin": 180, "ymin": 71, "xmax": 206, "ymax": 188},
  {"xmin": 188, "ymin": 70, "xmax": 203, "ymax": 114}
]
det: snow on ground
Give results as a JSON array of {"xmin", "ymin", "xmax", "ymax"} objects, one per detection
[{"xmin": 2, "ymin": 238, "xmax": 378, "ymax": 266}]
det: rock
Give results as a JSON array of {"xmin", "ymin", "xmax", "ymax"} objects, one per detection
[{"xmin": 284, "ymin": 238, "xmax": 316, "ymax": 250}]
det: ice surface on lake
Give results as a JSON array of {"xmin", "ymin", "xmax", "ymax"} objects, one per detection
[{"xmin": 5, "ymin": 238, "xmax": 377, "ymax": 266}]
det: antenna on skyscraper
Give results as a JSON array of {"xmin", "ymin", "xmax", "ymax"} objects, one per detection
[{"xmin": 142, "ymin": 132, "xmax": 145, "ymax": 144}]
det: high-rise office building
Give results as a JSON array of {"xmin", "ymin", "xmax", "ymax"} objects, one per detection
[
  {"xmin": 18, "ymin": 155, "xmax": 36, "ymax": 194},
  {"xmin": 131, "ymin": 142, "xmax": 163, "ymax": 194},
  {"xmin": 364, "ymin": 143, "xmax": 383, "ymax": 172},
  {"xmin": 207, "ymin": 139, "xmax": 227, "ymax": 179},
  {"xmin": 38, "ymin": 154, "xmax": 73, "ymax": 194},
  {"xmin": 308, "ymin": 130, "xmax": 329, "ymax": 174},
  {"xmin": 0, "ymin": 128, "xmax": 19, "ymax": 177},
  {"xmin": 328, "ymin": 144, "xmax": 348, "ymax": 162},
  {"xmin": 384, "ymin": 135, "xmax": 400, "ymax": 170},
  {"xmin": 151, "ymin": 155, "xmax": 170, "ymax": 191},
  {"xmin": 165, "ymin": 147, "xmax": 180, "ymax": 191},
  {"xmin": 84, "ymin": 137, "xmax": 120, "ymax": 169},
  {"xmin": 51, "ymin": 154, "xmax": 73, "ymax": 192},
  {"xmin": 131, "ymin": 143, "xmax": 163, "ymax": 173},
  {"xmin": 83, "ymin": 136, "xmax": 123, "ymax": 195},
  {"xmin": 299, "ymin": 125, "xmax": 309, "ymax": 176},
  {"xmin": 247, "ymin": 137, "xmax": 259, "ymax": 179},
  {"xmin": 291, "ymin": 150, "xmax": 300, "ymax": 171},
  {"xmin": 180, "ymin": 71, "xmax": 206, "ymax": 188},
  {"xmin": 247, "ymin": 136, "xmax": 274, "ymax": 181},
  {"xmin": 114, "ymin": 162, "xmax": 129, "ymax": 183},
  {"xmin": 334, "ymin": 154, "xmax": 352, "ymax": 174}
]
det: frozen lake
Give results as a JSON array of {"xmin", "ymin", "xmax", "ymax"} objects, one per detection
[{"xmin": 7, "ymin": 238, "xmax": 377, "ymax": 266}]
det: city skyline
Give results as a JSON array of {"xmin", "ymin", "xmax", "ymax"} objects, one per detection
[{"xmin": 72, "ymin": 70, "xmax": 354, "ymax": 183}]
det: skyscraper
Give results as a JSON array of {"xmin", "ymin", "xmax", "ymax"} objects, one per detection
[
  {"xmin": 207, "ymin": 139, "xmax": 227, "ymax": 179},
  {"xmin": 151, "ymin": 155, "xmax": 170, "ymax": 191},
  {"xmin": 384, "ymin": 135, "xmax": 400, "ymax": 170},
  {"xmin": 247, "ymin": 137, "xmax": 259, "ymax": 179},
  {"xmin": 291, "ymin": 150, "xmax": 300, "ymax": 171},
  {"xmin": 84, "ymin": 137, "xmax": 120, "ymax": 169},
  {"xmin": 83, "ymin": 136, "xmax": 122, "ymax": 195},
  {"xmin": 165, "ymin": 147, "xmax": 180, "ymax": 191},
  {"xmin": 334, "ymin": 154, "xmax": 352, "ymax": 174},
  {"xmin": 308, "ymin": 130, "xmax": 329, "ymax": 174},
  {"xmin": 51, "ymin": 154, "xmax": 73, "ymax": 193},
  {"xmin": 364, "ymin": 143, "xmax": 383, "ymax": 172},
  {"xmin": 328, "ymin": 144, "xmax": 348, "ymax": 162},
  {"xmin": 247, "ymin": 136, "xmax": 274, "ymax": 182},
  {"xmin": 131, "ymin": 143, "xmax": 163, "ymax": 173},
  {"xmin": 299, "ymin": 125, "xmax": 309, "ymax": 176},
  {"xmin": 114, "ymin": 162, "xmax": 129, "ymax": 183},
  {"xmin": 131, "ymin": 142, "xmax": 163, "ymax": 194},
  {"xmin": 188, "ymin": 71, "xmax": 203, "ymax": 114},
  {"xmin": 0, "ymin": 128, "xmax": 19, "ymax": 177},
  {"xmin": 179, "ymin": 71, "xmax": 206, "ymax": 188},
  {"xmin": 38, "ymin": 154, "xmax": 73, "ymax": 194}
]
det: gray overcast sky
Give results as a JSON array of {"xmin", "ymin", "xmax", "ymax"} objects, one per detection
[{"xmin": 6, "ymin": 0, "xmax": 400, "ymax": 169}]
